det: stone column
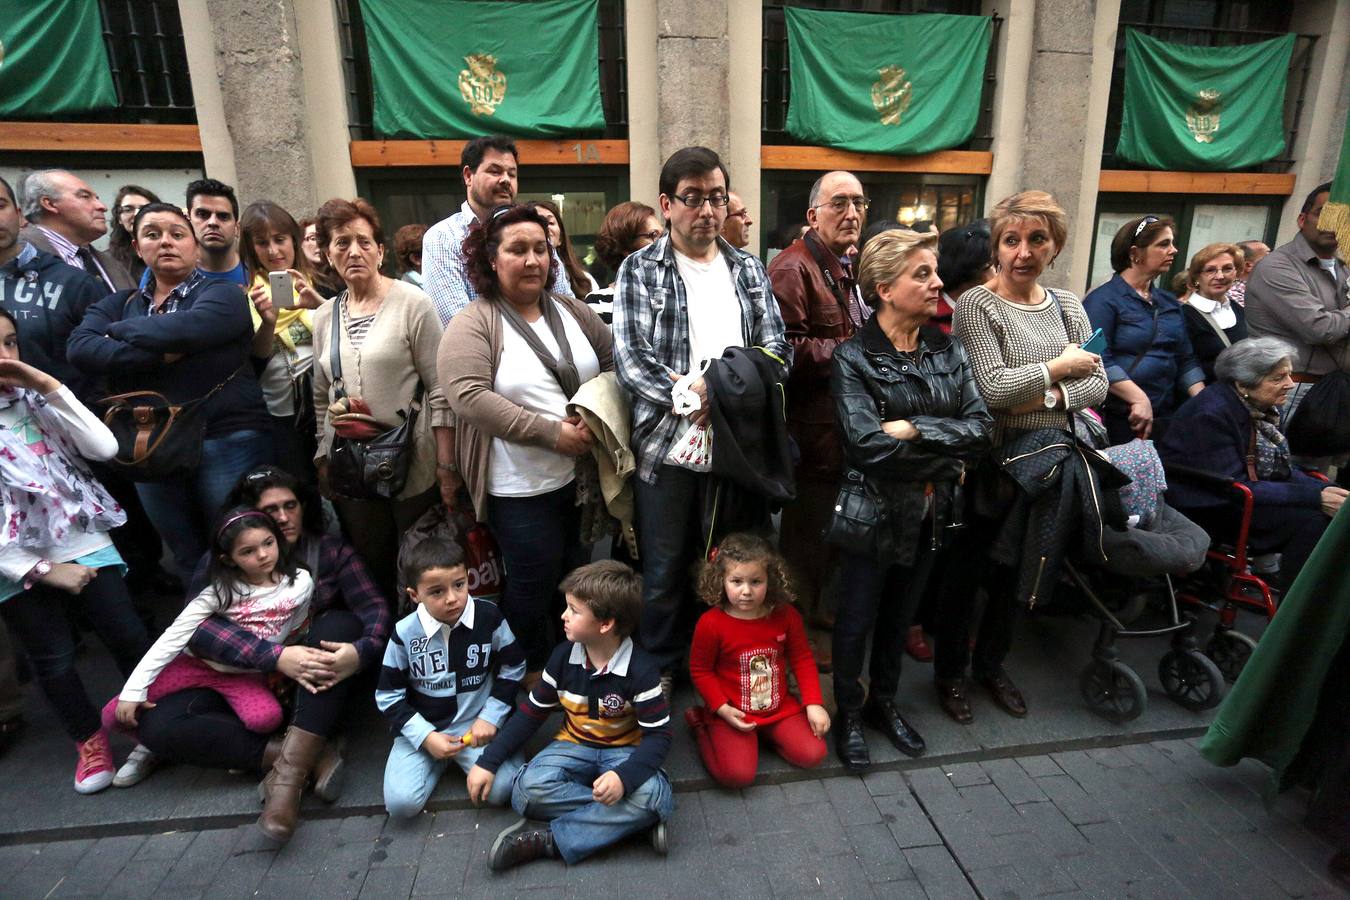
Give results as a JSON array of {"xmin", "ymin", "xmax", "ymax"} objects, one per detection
[
  {"xmin": 178, "ymin": 0, "xmax": 238, "ymax": 189},
  {"xmin": 727, "ymin": 2, "xmax": 763, "ymax": 256},
  {"xmin": 656, "ymin": 0, "xmax": 731, "ymax": 161},
  {"xmin": 626, "ymin": 0, "xmax": 661, "ymax": 207},
  {"xmin": 295, "ymin": 0, "xmax": 358, "ymax": 205},
  {"xmin": 983, "ymin": 0, "xmax": 1036, "ymax": 213},
  {"xmin": 1019, "ymin": 0, "xmax": 1120, "ymax": 292}
]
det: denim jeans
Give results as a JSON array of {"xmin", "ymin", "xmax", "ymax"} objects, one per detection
[
  {"xmin": 511, "ymin": 740, "xmax": 673, "ymax": 864},
  {"xmin": 383, "ymin": 734, "xmax": 522, "ymax": 818},
  {"xmin": 632, "ymin": 465, "xmax": 708, "ymax": 672},
  {"xmin": 136, "ymin": 428, "xmax": 274, "ymax": 576},
  {"xmin": 0, "ymin": 568, "xmax": 149, "ymax": 741},
  {"xmin": 487, "ymin": 482, "xmax": 587, "ymax": 671}
]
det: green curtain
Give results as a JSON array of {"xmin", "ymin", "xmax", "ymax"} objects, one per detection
[
  {"xmin": 361, "ymin": 0, "xmax": 606, "ymax": 140},
  {"xmin": 0, "ymin": 0, "xmax": 117, "ymax": 117},
  {"xmin": 784, "ymin": 9, "xmax": 991, "ymax": 156},
  {"xmin": 1116, "ymin": 30, "xmax": 1294, "ymax": 172},
  {"xmin": 1318, "ymin": 114, "xmax": 1350, "ymax": 254}
]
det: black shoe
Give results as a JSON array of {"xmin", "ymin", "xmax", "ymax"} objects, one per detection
[
  {"xmin": 862, "ymin": 698, "xmax": 927, "ymax": 757},
  {"xmin": 977, "ymin": 669, "xmax": 1028, "ymax": 718},
  {"xmin": 834, "ymin": 712, "xmax": 871, "ymax": 773},
  {"xmin": 489, "ymin": 818, "xmax": 558, "ymax": 871}
]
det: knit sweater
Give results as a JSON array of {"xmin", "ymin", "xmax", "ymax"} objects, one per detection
[
  {"xmin": 952, "ymin": 285, "xmax": 1108, "ymax": 442},
  {"xmin": 689, "ymin": 604, "xmax": 823, "ymax": 726},
  {"xmin": 311, "ymin": 280, "xmax": 452, "ymax": 500}
]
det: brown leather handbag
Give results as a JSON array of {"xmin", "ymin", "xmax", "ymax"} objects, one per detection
[{"xmin": 100, "ymin": 368, "xmax": 242, "ymax": 483}]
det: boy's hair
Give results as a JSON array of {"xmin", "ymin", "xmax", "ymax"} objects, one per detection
[
  {"xmin": 560, "ymin": 560, "xmax": 642, "ymax": 638},
  {"xmin": 401, "ymin": 539, "xmax": 467, "ymax": 590},
  {"xmin": 697, "ymin": 533, "xmax": 796, "ymax": 610}
]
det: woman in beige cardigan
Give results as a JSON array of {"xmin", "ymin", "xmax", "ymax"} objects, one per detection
[
  {"xmin": 312, "ymin": 198, "xmax": 454, "ymax": 593},
  {"xmin": 438, "ymin": 204, "xmax": 613, "ymax": 672}
]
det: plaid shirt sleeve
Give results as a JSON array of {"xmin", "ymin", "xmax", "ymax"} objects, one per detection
[
  {"xmin": 187, "ymin": 612, "xmax": 285, "ymax": 671},
  {"xmin": 422, "ymin": 216, "xmax": 473, "ymax": 325},
  {"xmin": 326, "ymin": 538, "xmax": 392, "ymax": 671},
  {"xmin": 613, "ymin": 250, "xmax": 680, "ymax": 407}
]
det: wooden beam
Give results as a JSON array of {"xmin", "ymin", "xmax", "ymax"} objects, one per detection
[
  {"xmin": 761, "ymin": 146, "xmax": 993, "ymax": 175},
  {"xmin": 0, "ymin": 122, "xmax": 202, "ymax": 153},
  {"xmin": 350, "ymin": 139, "xmax": 630, "ymax": 167},
  {"xmin": 1098, "ymin": 170, "xmax": 1297, "ymax": 195}
]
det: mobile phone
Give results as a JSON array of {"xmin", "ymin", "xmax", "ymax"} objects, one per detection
[
  {"xmin": 269, "ymin": 271, "xmax": 295, "ymax": 309},
  {"xmin": 1082, "ymin": 327, "xmax": 1107, "ymax": 355}
]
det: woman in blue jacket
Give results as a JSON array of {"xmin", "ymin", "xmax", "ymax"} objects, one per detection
[
  {"xmin": 69, "ymin": 203, "xmax": 272, "ymax": 577},
  {"xmin": 1085, "ymin": 216, "xmax": 1205, "ymax": 444},
  {"xmin": 1157, "ymin": 337, "xmax": 1346, "ymax": 592}
]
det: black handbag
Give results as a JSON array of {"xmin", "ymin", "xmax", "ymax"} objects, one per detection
[
  {"xmin": 1286, "ymin": 371, "xmax": 1350, "ymax": 457},
  {"xmin": 325, "ymin": 295, "xmax": 423, "ymax": 501},
  {"xmin": 823, "ymin": 469, "xmax": 888, "ymax": 556}
]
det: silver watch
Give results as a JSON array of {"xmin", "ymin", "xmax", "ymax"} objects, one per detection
[{"xmin": 1043, "ymin": 389, "xmax": 1058, "ymax": 410}]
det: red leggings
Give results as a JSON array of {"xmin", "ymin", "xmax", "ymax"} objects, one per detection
[{"xmin": 689, "ymin": 705, "xmax": 827, "ymax": 788}]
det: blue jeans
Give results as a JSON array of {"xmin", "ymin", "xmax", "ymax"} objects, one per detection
[
  {"xmin": 487, "ymin": 482, "xmax": 587, "ymax": 670},
  {"xmin": 136, "ymin": 428, "xmax": 273, "ymax": 576},
  {"xmin": 511, "ymin": 740, "xmax": 673, "ymax": 864},
  {"xmin": 383, "ymin": 733, "xmax": 522, "ymax": 818}
]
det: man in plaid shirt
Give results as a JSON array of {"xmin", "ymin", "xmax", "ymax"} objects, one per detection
[{"xmin": 612, "ymin": 146, "xmax": 790, "ymax": 680}]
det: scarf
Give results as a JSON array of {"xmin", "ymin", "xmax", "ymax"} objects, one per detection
[
  {"xmin": 497, "ymin": 292, "xmax": 580, "ymax": 396},
  {"xmin": 248, "ymin": 275, "xmax": 315, "ymax": 353},
  {"xmin": 1237, "ymin": 387, "xmax": 1291, "ymax": 481}
]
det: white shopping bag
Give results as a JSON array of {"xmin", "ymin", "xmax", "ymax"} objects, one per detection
[{"xmin": 666, "ymin": 420, "xmax": 712, "ymax": 472}]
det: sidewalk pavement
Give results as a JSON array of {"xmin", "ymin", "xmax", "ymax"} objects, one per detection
[
  {"xmin": 3, "ymin": 738, "xmax": 1344, "ymax": 899},
  {"xmin": 0, "ymin": 609, "xmax": 1232, "ymax": 843}
]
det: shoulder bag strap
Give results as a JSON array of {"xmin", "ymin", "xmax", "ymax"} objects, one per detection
[
  {"xmin": 1245, "ymin": 422, "xmax": 1260, "ymax": 482},
  {"xmin": 1122, "ymin": 303, "xmax": 1161, "ymax": 380},
  {"xmin": 802, "ymin": 230, "xmax": 859, "ymax": 326},
  {"xmin": 1044, "ymin": 289, "xmax": 1083, "ymax": 432},
  {"xmin": 329, "ymin": 291, "xmax": 346, "ymax": 400}
]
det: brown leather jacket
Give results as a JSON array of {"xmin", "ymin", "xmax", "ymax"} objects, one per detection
[{"xmin": 767, "ymin": 229, "xmax": 862, "ymax": 482}]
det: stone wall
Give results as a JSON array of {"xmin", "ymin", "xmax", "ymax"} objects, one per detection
[{"xmin": 656, "ymin": 0, "xmax": 731, "ymax": 161}]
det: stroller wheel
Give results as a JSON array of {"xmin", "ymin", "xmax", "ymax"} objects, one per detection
[
  {"xmin": 1205, "ymin": 630, "xmax": 1258, "ymax": 683},
  {"xmin": 1159, "ymin": 649, "xmax": 1226, "ymax": 711},
  {"xmin": 1079, "ymin": 660, "xmax": 1146, "ymax": 723}
]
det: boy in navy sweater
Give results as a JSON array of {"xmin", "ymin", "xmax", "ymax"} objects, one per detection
[
  {"xmin": 376, "ymin": 540, "xmax": 526, "ymax": 817},
  {"xmin": 469, "ymin": 560, "xmax": 673, "ymax": 870}
]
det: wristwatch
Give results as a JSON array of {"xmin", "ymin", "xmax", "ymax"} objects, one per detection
[
  {"xmin": 24, "ymin": 559, "xmax": 52, "ymax": 590},
  {"xmin": 1043, "ymin": 389, "xmax": 1059, "ymax": 410}
]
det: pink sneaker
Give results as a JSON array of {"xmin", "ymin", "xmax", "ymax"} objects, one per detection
[{"xmin": 74, "ymin": 730, "xmax": 114, "ymax": 794}]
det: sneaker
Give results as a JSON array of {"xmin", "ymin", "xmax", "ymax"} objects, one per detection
[
  {"xmin": 659, "ymin": 673, "xmax": 674, "ymax": 704},
  {"xmin": 74, "ymin": 730, "xmax": 114, "ymax": 794},
  {"xmin": 113, "ymin": 743, "xmax": 157, "ymax": 788},
  {"xmin": 489, "ymin": 818, "xmax": 557, "ymax": 871},
  {"xmin": 649, "ymin": 821, "xmax": 668, "ymax": 856}
]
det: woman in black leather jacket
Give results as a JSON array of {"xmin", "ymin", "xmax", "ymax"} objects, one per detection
[{"xmin": 828, "ymin": 229, "xmax": 992, "ymax": 773}]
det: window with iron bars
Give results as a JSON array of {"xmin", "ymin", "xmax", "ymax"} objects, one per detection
[
  {"xmin": 761, "ymin": 0, "xmax": 997, "ymax": 150},
  {"xmin": 336, "ymin": 0, "xmax": 628, "ymax": 142},
  {"xmin": 1103, "ymin": 1, "xmax": 1315, "ymax": 172}
]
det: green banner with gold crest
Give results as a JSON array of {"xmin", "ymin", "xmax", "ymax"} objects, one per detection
[
  {"xmin": 361, "ymin": 0, "xmax": 605, "ymax": 139},
  {"xmin": 1116, "ymin": 30, "xmax": 1294, "ymax": 171},
  {"xmin": 784, "ymin": 9, "xmax": 991, "ymax": 155},
  {"xmin": 0, "ymin": 0, "xmax": 117, "ymax": 118}
]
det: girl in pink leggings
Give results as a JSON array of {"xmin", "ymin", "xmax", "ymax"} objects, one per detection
[{"xmin": 105, "ymin": 508, "xmax": 314, "ymax": 744}]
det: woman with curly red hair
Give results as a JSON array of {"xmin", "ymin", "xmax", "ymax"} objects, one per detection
[
  {"xmin": 685, "ymin": 533, "xmax": 829, "ymax": 788},
  {"xmin": 437, "ymin": 204, "xmax": 613, "ymax": 675}
]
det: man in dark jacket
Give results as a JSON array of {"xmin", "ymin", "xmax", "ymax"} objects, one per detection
[
  {"xmin": 767, "ymin": 170, "xmax": 870, "ymax": 660},
  {"xmin": 18, "ymin": 169, "xmax": 134, "ymax": 294}
]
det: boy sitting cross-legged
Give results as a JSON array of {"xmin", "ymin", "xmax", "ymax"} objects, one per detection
[
  {"xmin": 467, "ymin": 560, "xmax": 674, "ymax": 870},
  {"xmin": 377, "ymin": 539, "xmax": 526, "ymax": 817}
]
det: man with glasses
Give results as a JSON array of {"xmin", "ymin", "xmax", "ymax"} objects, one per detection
[
  {"xmin": 422, "ymin": 135, "xmax": 574, "ymax": 324},
  {"xmin": 766, "ymin": 171, "xmax": 870, "ymax": 669},
  {"xmin": 720, "ymin": 191, "xmax": 753, "ymax": 250},
  {"xmin": 19, "ymin": 169, "xmax": 134, "ymax": 294},
  {"xmin": 613, "ymin": 146, "xmax": 790, "ymax": 690}
]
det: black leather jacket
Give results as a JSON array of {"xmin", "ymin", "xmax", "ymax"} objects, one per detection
[{"xmin": 830, "ymin": 318, "xmax": 993, "ymax": 565}]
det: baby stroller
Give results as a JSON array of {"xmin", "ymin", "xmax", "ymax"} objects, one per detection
[{"xmin": 1062, "ymin": 497, "xmax": 1225, "ymax": 723}]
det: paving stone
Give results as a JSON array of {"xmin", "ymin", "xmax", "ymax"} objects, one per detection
[
  {"xmin": 130, "ymin": 831, "xmax": 197, "ymax": 862},
  {"xmin": 846, "ymin": 823, "xmax": 913, "ymax": 884},
  {"xmin": 268, "ymin": 819, "xmax": 341, "ymax": 876},
  {"xmin": 1117, "ymin": 740, "xmax": 1194, "ymax": 785},
  {"xmin": 1110, "ymin": 806, "xmax": 1236, "ymax": 900},
  {"xmin": 252, "ymin": 873, "xmax": 317, "ymax": 898},
  {"xmin": 980, "ymin": 757, "xmax": 1048, "ymax": 806},
  {"xmin": 1012, "ymin": 796, "xmax": 1089, "ymax": 859},
  {"xmin": 943, "ymin": 761, "xmax": 991, "ymax": 787},
  {"xmin": 101, "ymin": 858, "xmax": 176, "ymax": 898},
  {"xmin": 46, "ymin": 834, "xmax": 144, "ymax": 896},
  {"xmin": 872, "ymin": 788, "xmax": 943, "ymax": 849},
  {"xmin": 822, "ymin": 774, "xmax": 883, "ymax": 827},
  {"xmin": 903, "ymin": 844, "xmax": 977, "ymax": 899},
  {"xmin": 1014, "ymin": 754, "xmax": 1064, "ymax": 778},
  {"xmin": 1035, "ymin": 774, "xmax": 1110, "ymax": 826},
  {"xmin": 357, "ymin": 863, "xmax": 416, "ymax": 899},
  {"xmin": 967, "ymin": 862, "xmax": 1032, "ymax": 899},
  {"xmin": 370, "ymin": 812, "xmax": 434, "ymax": 869},
  {"xmin": 155, "ymin": 828, "xmax": 241, "ymax": 892},
  {"xmin": 1084, "ymin": 746, "xmax": 1136, "ymax": 769},
  {"xmin": 781, "ymin": 778, "xmax": 829, "ymax": 806},
  {"xmin": 954, "ymin": 782, "xmax": 1025, "ymax": 835},
  {"xmin": 906, "ymin": 766, "xmax": 969, "ymax": 817},
  {"xmin": 1074, "ymin": 820, "xmax": 1191, "ymax": 897},
  {"xmin": 337, "ymin": 814, "xmax": 388, "ymax": 845},
  {"xmin": 1224, "ymin": 828, "xmax": 1338, "ymax": 898},
  {"xmin": 741, "ymin": 783, "xmax": 792, "ymax": 830}
]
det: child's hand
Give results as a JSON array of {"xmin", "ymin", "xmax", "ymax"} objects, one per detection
[
  {"xmin": 422, "ymin": 731, "xmax": 462, "ymax": 760},
  {"xmin": 466, "ymin": 765, "xmax": 495, "ymax": 807},
  {"xmin": 806, "ymin": 703, "xmax": 831, "ymax": 738},
  {"xmin": 468, "ymin": 718, "xmax": 498, "ymax": 746},
  {"xmin": 592, "ymin": 770, "xmax": 625, "ymax": 806},
  {"xmin": 716, "ymin": 703, "xmax": 757, "ymax": 732},
  {"xmin": 115, "ymin": 699, "xmax": 155, "ymax": 728}
]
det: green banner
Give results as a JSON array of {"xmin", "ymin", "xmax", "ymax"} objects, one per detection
[
  {"xmin": 1318, "ymin": 114, "xmax": 1350, "ymax": 254},
  {"xmin": 361, "ymin": 0, "xmax": 605, "ymax": 139},
  {"xmin": 785, "ymin": 9, "xmax": 990, "ymax": 155},
  {"xmin": 0, "ymin": 0, "xmax": 117, "ymax": 118},
  {"xmin": 1116, "ymin": 30, "xmax": 1294, "ymax": 171}
]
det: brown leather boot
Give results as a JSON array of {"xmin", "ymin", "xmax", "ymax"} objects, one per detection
[
  {"xmin": 258, "ymin": 734, "xmax": 344, "ymax": 803},
  {"xmin": 257, "ymin": 726, "xmax": 325, "ymax": 843}
]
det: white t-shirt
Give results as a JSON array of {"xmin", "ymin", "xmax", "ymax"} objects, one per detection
[
  {"xmin": 674, "ymin": 249, "xmax": 743, "ymax": 369},
  {"xmin": 488, "ymin": 300, "xmax": 602, "ymax": 497}
]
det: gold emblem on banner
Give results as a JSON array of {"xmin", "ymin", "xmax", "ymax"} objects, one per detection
[
  {"xmin": 1185, "ymin": 89, "xmax": 1222, "ymax": 143},
  {"xmin": 458, "ymin": 53, "xmax": 506, "ymax": 117},
  {"xmin": 0, "ymin": 40, "xmax": 6, "ymax": 71},
  {"xmin": 871, "ymin": 66, "xmax": 913, "ymax": 126}
]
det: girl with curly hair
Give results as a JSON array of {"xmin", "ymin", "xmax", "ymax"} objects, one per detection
[{"xmin": 685, "ymin": 533, "xmax": 829, "ymax": 788}]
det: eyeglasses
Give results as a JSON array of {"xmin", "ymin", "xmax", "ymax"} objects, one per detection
[
  {"xmin": 116, "ymin": 204, "xmax": 146, "ymax": 217},
  {"xmin": 671, "ymin": 193, "xmax": 730, "ymax": 209},
  {"xmin": 725, "ymin": 209, "xmax": 750, "ymax": 220},
  {"xmin": 1201, "ymin": 264, "xmax": 1237, "ymax": 277},
  {"xmin": 813, "ymin": 196, "xmax": 870, "ymax": 214},
  {"xmin": 637, "ymin": 230, "xmax": 662, "ymax": 241},
  {"xmin": 1132, "ymin": 215, "xmax": 1160, "ymax": 239}
]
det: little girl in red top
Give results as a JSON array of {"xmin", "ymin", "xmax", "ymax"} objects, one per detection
[{"xmin": 685, "ymin": 533, "xmax": 830, "ymax": 788}]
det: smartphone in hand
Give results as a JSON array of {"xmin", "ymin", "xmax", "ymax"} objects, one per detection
[
  {"xmin": 1082, "ymin": 327, "xmax": 1107, "ymax": 355},
  {"xmin": 269, "ymin": 271, "xmax": 295, "ymax": 309}
]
